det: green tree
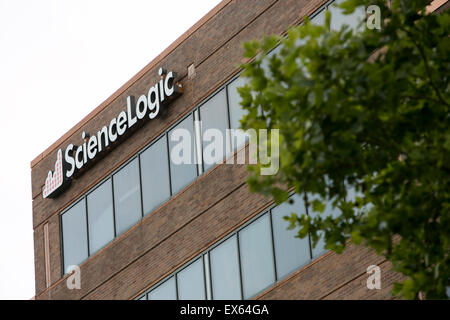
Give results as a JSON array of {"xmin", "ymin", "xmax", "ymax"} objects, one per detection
[{"xmin": 238, "ymin": 0, "xmax": 449, "ymax": 299}]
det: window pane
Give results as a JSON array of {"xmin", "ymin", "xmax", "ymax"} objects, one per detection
[
  {"xmin": 261, "ymin": 46, "xmax": 282, "ymax": 78},
  {"xmin": 311, "ymin": 8, "xmax": 325, "ymax": 25},
  {"xmin": 177, "ymin": 258, "xmax": 205, "ymax": 300},
  {"xmin": 113, "ymin": 158, "xmax": 142, "ymax": 236},
  {"xmin": 140, "ymin": 136, "xmax": 171, "ymax": 215},
  {"xmin": 168, "ymin": 114, "xmax": 197, "ymax": 195},
  {"xmin": 239, "ymin": 213, "xmax": 275, "ymax": 299},
  {"xmin": 271, "ymin": 194, "xmax": 311, "ymax": 279},
  {"xmin": 61, "ymin": 199, "xmax": 88, "ymax": 273},
  {"xmin": 87, "ymin": 179, "xmax": 115, "ymax": 255},
  {"xmin": 210, "ymin": 235, "xmax": 241, "ymax": 300},
  {"xmin": 227, "ymin": 77, "xmax": 249, "ymax": 151},
  {"xmin": 147, "ymin": 276, "xmax": 177, "ymax": 300},
  {"xmin": 308, "ymin": 193, "xmax": 341, "ymax": 258},
  {"xmin": 345, "ymin": 181, "xmax": 373, "ymax": 214},
  {"xmin": 200, "ymin": 89, "xmax": 229, "ymax": 171},
  {"xmin": 329, "ymin": 0, "xmax": 365, "ymax": 32}
]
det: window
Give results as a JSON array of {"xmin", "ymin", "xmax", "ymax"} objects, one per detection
[
  {"xmin": 238, "ymin": 213, "xmax": 275, "ymax": 299},
  {"xmin": 329, "ymin": 0, "xmax": 365, "ymax": 32},
  {"xmin": 209, "ymin": 235, "xmax": 242, "ymax": 300},
  {"xmin": 271, "ymin": 193, "xmax": 311, "ymax": 279},
  {"xmin": 308, "ymin": 193, "xmax": 341, "ymax": 258},
  {"xmin": 311, "ymin": 8, "xmax": 326, "ymax": 25},
  {"xmin": 113, "ymin": 158, "xmax": 142, "ymax": 236},
  {"xmin": 199, "ymin": 89, "xmax": 230, "ymax": 171},
  {"xmin": 227, "ymin": 77, "xmax": 249, "ymax": 151},
  {"xmin": 86, "ymin": 179, "xmax": 115, "ymax": 255},
  {"xmin": 168, "ymin": 114, "xmax": 198, "ymax": 195},
  {"xmin": 261, "ymin": 46, "xmax": 282, "ymax": 79},
  {"xmin": 176, "ymin": 258, "xmax": 206, "ymax": 300},
  {"xmin": 61, "ymin": 199, "xmax": 88, "ymax": 273},
  {"xmin": 147, "ymin": 276, "xmax": 177, "ymax": 300},
  {"xmin": 140, "ymin": 136, "xmax": 171, "ymax": 215},
  {"xmin": 345, "ymin": 180, "xmax": 373, "ymax": 214}
]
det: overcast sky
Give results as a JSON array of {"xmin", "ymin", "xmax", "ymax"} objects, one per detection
[{"xmin": 0, "ymin": 0, "xmax": 222, "ymax": 300}]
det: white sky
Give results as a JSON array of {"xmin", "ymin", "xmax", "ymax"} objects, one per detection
[{"xmin": 0, "ymin": 0, "xmax": 222, "ymax": 300}]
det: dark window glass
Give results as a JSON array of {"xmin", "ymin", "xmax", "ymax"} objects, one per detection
[
  {"xmin": 311, "ymin": 8, "xmax": 325, "ymax": 25},
  {"xmin": 61, "ymin": 199, "xmax": 88, "ymax": 273},
  {"xmin": 210, "ymin": 235, "xmax": 241, "ymax": 300},
  {"xmin": 345, "ymin": 180, "xmax": 373, "ymax": 213},
  {"xmin": 261, "ymin": 45, "xmax": 282, "ymax": 77},
  {"xmin": 271, "ymin": 194, "xmax": 311, "ymax": 279},
  {"xmin": 329, "ymin": 0, "xmax": 365, "ymax": 31},
  {"xmin": 147, "ymin": 276, "xmax": 177, "ymax": 300},
  {"xmin": 168, "ymin": 114, "xmax": 197, "ymax": 195},
  {"xmin": 140, "ymin": 136, "xmax": 171, "ymax": 215},
  {"xmin": 227, "ymin": 77, "xmax": 250, "ymax": 151},
  {"xmin": 87, "ymin": 179, "xmax": 115, "ymax": 255},
  {"xmin": 239, "ymin": 213, "xmax": 275, "ymax": 299},
  {"xmin": 113, "ymin": 158, "xmax": 142, "ymax": 236},
  {"xmin": 177, "ymin": 258, "xmax": 205, "ymax": 300},
  {"xmin": 199, "ymin": 88, "xmax": 229, "ymax": 171},
  {"xmin": 308, "ymin": 193, "xmax": 341, "ymax": 258}
]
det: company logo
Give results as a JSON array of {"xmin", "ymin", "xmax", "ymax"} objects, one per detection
[
  {"xmin": 42, "ymin": 68, "xmax": 182, "ymax": 199},
  {"xmin": 42, "ymin": 149, "xmax": 65, "ymax": 198}
]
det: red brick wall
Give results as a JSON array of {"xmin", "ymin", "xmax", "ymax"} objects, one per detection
[
  {"xmin": 31, "ymin": 0, "xmax": 402, "ymax": 300},
  {"xmin": 256, "ymin": 245, "xmax": 403, "ymax": 300}
]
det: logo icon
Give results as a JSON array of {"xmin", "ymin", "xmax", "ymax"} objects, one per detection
[{"xmin": 42, "ymin": 149, "xmax": 65, "ymax": 198}]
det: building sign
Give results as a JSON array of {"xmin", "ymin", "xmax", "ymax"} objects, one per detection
[{"xmin": 43, "ymin": 68, "xmax": 182, "ymax": 199}]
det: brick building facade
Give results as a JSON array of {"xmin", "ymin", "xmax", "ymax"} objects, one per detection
[{"xmin": 30, "ymin": 0, "xmax": 418, "ymax": 300}]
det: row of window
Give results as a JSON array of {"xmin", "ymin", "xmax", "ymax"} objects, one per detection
[
  {"xmin": 136, "ymin": 192, "xmax": 341, "ymax": 300},
  {"xmin": 61, "ymin": 73, "xmax": 249, "ymax": 274},
  {"xmin": 60, "ymin": 0, "xmax": 365, "ymax": 274},
  {"xmin": 134, "ymin": 0, "xmax": 367, "ymax": 299}
]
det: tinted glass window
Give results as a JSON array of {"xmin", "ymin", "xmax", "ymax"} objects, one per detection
[
  {"xmin": 239, "ymin": 213, "xmax": 275, "ymax": 299},
  {"xmin": 200, "ymin": 89, "xmax": 230, "ymax": 171},
  {"xmin": 113, "ymin": 158, "xmax": 142, "ymax": 236},
  {"xmin": 147, "ymin": 276, "xmax": 177, "ymax": 300},
  {"xmin": 87, "ymin": 179, "xmax": 115, "ymax": 255},
  {"xmin": 168, "ymin": 114, "xmax": 197, "ymax": 194},
  {"xmin": 177, "ymin": 258, "xmax": 205, "ymax": 300},
  {"xmin": 261, "ymin": 46, "xmax": 282, "ymax": 79},
  {"xmin": 271, "ymin": 194, "xmax": 311, "ymax": 279},
  {"xmin": 210, "ymin": 235, "xmax": 241, "ymax": 300},
  {"xmin": 329, "ymin": 0, "xmax": 365, "ymax": 32},
  {"xmin": 140, "ymin": 136, "xmax": 171, "ymax": 215},
  {"xmin": 227, "ymin": 77, "xmax": 250, "ymax": 151},
  {"xmin": 61, "ymin": 199, "xmax": 88, "ymax": 273},
  {"xmin": 311, "ymin": 8, "xmax": 325, "ymax": 25},
  {"xmin": 308, "ymin": 193, "xmax": 341, "ymax": 258}
]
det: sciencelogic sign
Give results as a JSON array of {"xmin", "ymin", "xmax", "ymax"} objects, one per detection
[{"xmin": 42, "ymin": 68, "xmax": 182, "ymax": 199}]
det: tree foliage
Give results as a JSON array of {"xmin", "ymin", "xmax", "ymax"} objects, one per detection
[{"xmin": 238, "ymin": 0, "xmax": 449, "ymax": 299}]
